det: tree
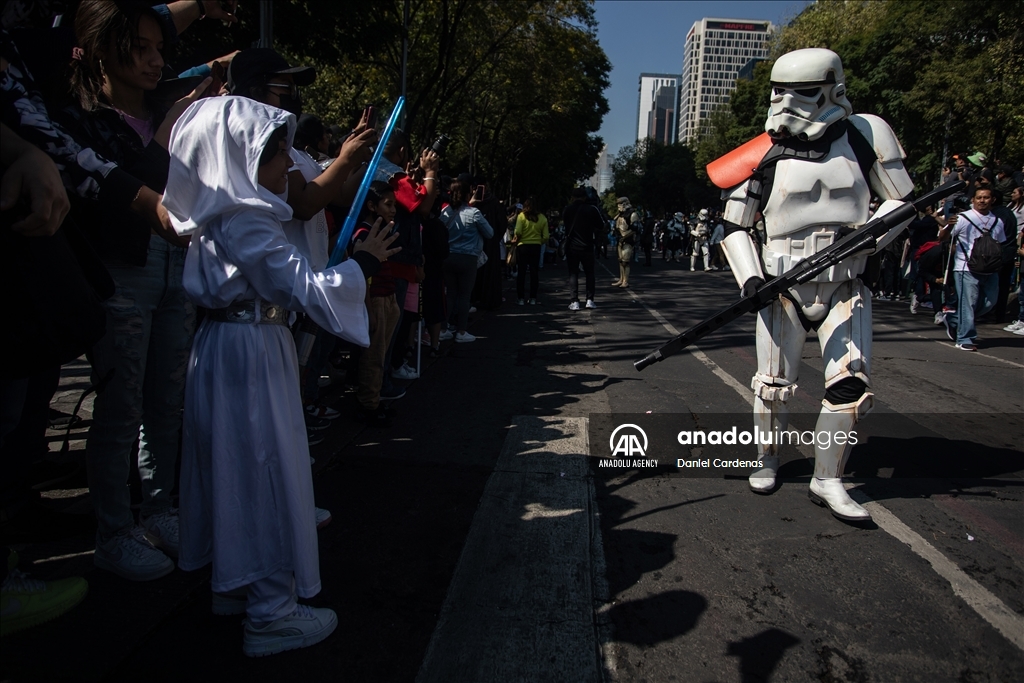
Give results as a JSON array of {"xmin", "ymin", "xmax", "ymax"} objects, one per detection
[
  {"xmin": 173, "ymin": 0, "xmax": 610, "ymax": 209},
  {"xmin": 771, "ymin": 0, "xmax": 1023, "ymax": 185},
  {"xmin": 611, "ymin": 139, "xmax": 715, "ymax": 215}
]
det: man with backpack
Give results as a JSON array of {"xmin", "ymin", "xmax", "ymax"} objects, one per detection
[{"xmin": 941, "ymin": 186, "xmax": 1006, "ymax": 351}]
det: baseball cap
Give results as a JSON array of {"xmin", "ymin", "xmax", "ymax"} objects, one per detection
[
  {"xmin": 227, "ymin": 48, "xmax": 316, "ymax": 95},
  {"xmin": 967, "ymin": 151, "xmax": 988, "ymax": 167}
]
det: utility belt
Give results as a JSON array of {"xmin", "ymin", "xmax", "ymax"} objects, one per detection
[
  {"xmin": 763, "ymin": 224, "xmax": 865, "ymax": 283},
  {"xmin": 206, "ymin": 299, "xmax": 288, "ymax": 325}
]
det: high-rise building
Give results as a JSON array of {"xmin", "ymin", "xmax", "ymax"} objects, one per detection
[
  {"xmin": 678, "ymin": 18, "xmax": 774, "ymax": 145},
  {"xmin": 588, "ymin": 144, "xmax": 614, "ymax": 195},
  {"xmin": 636, "ymin": 73, "xmax": 680, "ymax": 145}
]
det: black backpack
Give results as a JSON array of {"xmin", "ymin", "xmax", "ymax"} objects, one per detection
[{"xmin": 959, "ymin": 215, "xmax": 1003, "ymax": 275}]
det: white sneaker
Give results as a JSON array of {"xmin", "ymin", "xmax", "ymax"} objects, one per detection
[
  {"xmin": 243, "ymin": 604, "xmax": 338, "ymax": 657},
  {"xmin": 517, "ymin": 299, "xmax": 525, "ymax": 306},
  {"xmin": 392, "ymin": 362, "xmax": 419, "ymax": 380},
  {"xmin": 315, "ymin": 507, "xmax": 332, "ymax": 530},
  {"xmin": 933, "ymin": 311, "xmax": 946, "ymax": 325},
  {"xmin": 1014, "ymin": 327, "xmax": 1024, "ymax": 336},
  {"xmin": 568, "ymin": 301, "xmax": 581, "ymax": 310},
  {"xmin": 94, "ymin": 526, "xmax": 174, "ymax": 581},
  {"xmin": 528, "ymin": 298, "xmax": 537, "ymax": 305},
  {"xmin": 454, "ymin": 331, "xmax": 476, "ymax": 343},
  {"xmin": 1002, "ymin": 320, "xmax": 1024, "ymax": 332},
  {"xmin": 141, "ymin": 508, "xmax": 180, "ymax": 558},
  {"xmin": 585, "ymin": 299, "xmax": 596, "ymax": 309},
  {"xmin": 438, "ymin": 329, "xmax": 454, "ymax": 341}
]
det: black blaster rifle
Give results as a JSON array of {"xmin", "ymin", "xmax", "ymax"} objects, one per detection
[{"xmin": 634, "ymin": 180, "xmax": 965, "ymax": 371}]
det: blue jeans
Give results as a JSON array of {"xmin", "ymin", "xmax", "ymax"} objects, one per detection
[
  {"xmin": 87, "ymin": 236, "xmax": 194, "ymax": 538},
  {"xmin": 950, "ymin": 269, "xmax": 998, "ymax": 345}
]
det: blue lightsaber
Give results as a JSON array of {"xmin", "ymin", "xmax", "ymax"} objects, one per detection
[{"xmin": 327, "ymin": 96, "xmax": 405, "ymax": 268}]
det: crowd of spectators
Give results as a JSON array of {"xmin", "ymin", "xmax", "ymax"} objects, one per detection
[
  {"xmin": 0, "ymin": 0, "xmax": 513, "ymax": 654},
  {"xmin": 2, "ymin": 0, "xmax": 1021, "ymax": 656}
]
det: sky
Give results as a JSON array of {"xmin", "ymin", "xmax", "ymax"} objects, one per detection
[{"xmin": 593, "ymin": 0, "xmax": 812, "ymax": 157}]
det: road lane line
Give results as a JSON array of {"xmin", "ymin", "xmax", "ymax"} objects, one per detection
[
  {"xmin": 849, "ymin": 488, "xmax": 1024, "ymax": 651},
  {"xmin": 620, "ymin": 284, "xmax": 753, "ymax": 406},
  {"xmin": 875, "ymin": 322, "xmax": 1024, "ymax": 369},
  {"xmin": 625, "ymin": 277, "xmax": 1024, "ymax": 652}
]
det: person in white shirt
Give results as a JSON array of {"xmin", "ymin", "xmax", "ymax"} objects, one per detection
[{"xmin": 940, "ymin": 186, "xmax": 1006, "ymax": 350}]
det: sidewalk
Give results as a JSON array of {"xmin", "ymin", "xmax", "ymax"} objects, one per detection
[{"xmin": 1, "ymin": 266, "xmax": 610, "ymax": 682}]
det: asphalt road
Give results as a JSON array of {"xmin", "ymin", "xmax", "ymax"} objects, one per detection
[
  {"xmin": 584, "ymin": 256, "xmax": 1024, "ymax": 683},
  {"xmin": 3, "ymin": 256, "xmax": 1021, "ymax": 683}
]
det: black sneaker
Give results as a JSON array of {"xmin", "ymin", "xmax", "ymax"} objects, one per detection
[
  {"xmin": 307, "ymin": 429, "xmax": 326, "ymax": 446},
  {"xmin": 943, "ymin": 316, "xmax": 957, "ymax": 342}
]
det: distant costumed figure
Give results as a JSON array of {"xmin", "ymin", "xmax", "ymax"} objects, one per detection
[{"xmin": 612, "ymin": 196, "xmax": 637, "ymax": 287}]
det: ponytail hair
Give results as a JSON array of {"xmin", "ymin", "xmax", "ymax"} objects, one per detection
[{"xmin": 523, "ymin": 197, "xmax": 538, "ymax": 222}]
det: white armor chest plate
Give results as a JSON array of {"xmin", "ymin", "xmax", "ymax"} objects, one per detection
[{"xmin": 762, "ymin": 134, "xmax": 871, "ymax": 283}]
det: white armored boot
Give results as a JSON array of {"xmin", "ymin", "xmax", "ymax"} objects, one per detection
[
  {"xmin": 620, "ymin": 264, "xmax": 630, "ymax": 287},
  {"xmin": 808, "ymin": 394, "xmax": 873, "ymax": 521},
  {"xmin": 748, "ymin": 380, "xmax": 793, "ymax": 493},
  {"xmin": 611, "ymin": 264, "xmax": 623, "ymax": 286}
]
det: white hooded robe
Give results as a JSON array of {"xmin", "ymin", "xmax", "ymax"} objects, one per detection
[{"xmin": 163, "ymin": 97, "xmax": 368, "ymax": 596}]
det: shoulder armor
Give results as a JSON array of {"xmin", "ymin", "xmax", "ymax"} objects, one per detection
[
  {"xmin": 848, "ymin": 114, "xmax": 906, "ymax": 164},
  {"xmin": 849, "ymin": 114, "xmax": 914, "ymax": 200},
  {"xmin": 707, "ymin": 133, "xmax": 774, "ymax": 189}
]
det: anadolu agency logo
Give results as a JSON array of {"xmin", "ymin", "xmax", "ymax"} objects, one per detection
[
  {"xmin": 610, "ymin": 423, "xmax": 648, "ymax": 456},
  {"xmin": 599, "ymin": 424, "xmax": 658, "ymax": 469}
]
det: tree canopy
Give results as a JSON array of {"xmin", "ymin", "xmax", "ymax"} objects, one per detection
[{"xmin": 174, "ymin": 0, "xmax": 610, "ymax": 209}]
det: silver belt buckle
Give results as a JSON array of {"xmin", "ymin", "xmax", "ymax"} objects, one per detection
[
  {"xmin": 225, "ymin": 305, "xmax": 255, "ymax": 323},
  {"xmin": 259, "ymin": 302, "xmax": 285, "ymax": 324}
]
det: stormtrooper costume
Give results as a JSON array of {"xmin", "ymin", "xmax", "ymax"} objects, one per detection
[
  {"xmin": 715, "ymin": 48, "xmax": 914, "ymax": 522},
  {"xmin": 665, "ymin": 212, "xmax": 687, "ymax": 262},
  {"xmin": 690, "ymin": 209, "xmax": 711, "ymax": 271},
  {"xmin": 611, "ymin": 197, "xmax": 636, "ymax": 287}
]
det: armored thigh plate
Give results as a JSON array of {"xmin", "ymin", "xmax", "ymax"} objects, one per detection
[{"xmin": 817, "ymin": 280, "xmax": 872, "ymax": 387}]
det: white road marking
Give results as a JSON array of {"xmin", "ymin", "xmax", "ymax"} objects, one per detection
[
  {"xmin": 627, "ymin": 275, "xmax": 1024, "ymax": 651},
  {"xmin": 31, "ymin": 549, "xmax": 95, "ymax": 564},
  {"xmin": 936, "ymin": 343, "xmax": 1024, "ymax": 368},
  {"xmin": 618, "ymin": 279, "xmax": 754, "ymax": 406},
  {"xmin": 849, "ymin": 489, "xmax": 1024, "ymax": 651},
  {"xmin": 876, "ymin": 322, "xmax": 1024, "ymax": 369},
  {"xmin": 521, "ymin": 502, "xmax": 583, "ymax": 521}
]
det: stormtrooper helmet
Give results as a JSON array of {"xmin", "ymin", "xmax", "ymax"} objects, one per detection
[
  {"xmin": 616, "ymin": 197, "xmax": 632, "ymax": 213},
  {"xmin": 765, "ymin": 48, "xmax": 853, "ymax": 141},
  {"xmin": 698, "ymin": 209, "xmax": 708, "ymax": 220}
]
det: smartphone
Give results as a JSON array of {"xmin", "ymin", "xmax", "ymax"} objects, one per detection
[{"xmin": 366, "ymin": 106, "xmax": 378, "ymax": 130}]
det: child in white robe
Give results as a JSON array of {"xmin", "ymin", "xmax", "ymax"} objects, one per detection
[{"xmin": 162, "ymin": 96, "xmax": 397, "ymax": 657}]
